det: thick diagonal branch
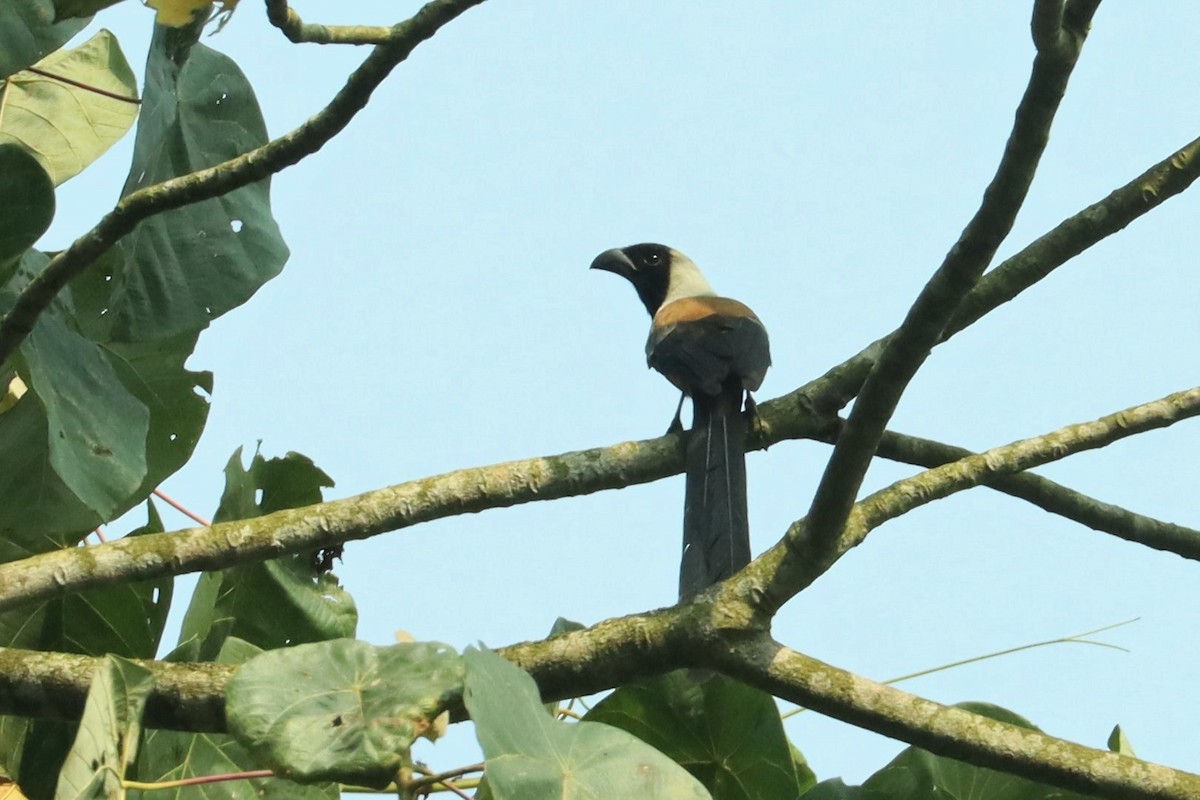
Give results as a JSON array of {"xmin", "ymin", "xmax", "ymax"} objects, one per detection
[
  {"xmin": 800, "ymin": 4, "xmax": 1098, "ymax": 571},
  {"xmin": 0, "ymin": 0, "xmax": 487, "ymax": 367},
  {"xmin": 719, "ymin": 637, "xmax": 1200, "ymax": 800}
]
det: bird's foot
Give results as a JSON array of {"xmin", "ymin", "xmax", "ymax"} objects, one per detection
[{"xmin": 745, "ymin": 395, "xmax": 772, "ymax": 447}]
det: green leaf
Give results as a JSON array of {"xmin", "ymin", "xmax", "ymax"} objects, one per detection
[
  {"xmin": 586, "ymin": 671, "xmax": 806, "ymax": 799},
  {"xmin": 0, "ymin": 249, "xmax": 210, "ymax": 552},
  {"xmin": 20, "ymin": 284, "xmax": 149, "ymax": 519},
  {"xmin": 0, "ymin": 30, "xmax": 139, "ymax": 186},
  {"xmin": 135, "ymin": 638, "xmax": 338, "ymax": 800},
  {"xmin": 1107, "ymin": 724, "xmax": 1135, "ymax": 757},
  {"xmin": 176, "ymin": 447, "xmax": 351, "ymax": 659},
  {"xmin": 52, "ymin": 0, "xmax": 126, "ymax": 22},
  {"xmin": 859, "ymin": 702, "xmax": 1096, "ymax": 800},
  {"xmin": 464, "ymin": 648, "xmax": 711, "ymax": 800},
  {"xmin": 0, "ymin": 141, "xmax": 55, "ymax": 268},
  {"xmin": 15, "ymin": 719, "xmax": 74, "ymax": 799},
  {"xmin": 54, "ymin": 655, "xmax": 152, "ymax": 800},
  {"xmin": 108, "ymin": 25, "xmax": 288, "ymax": 341},
  {"xmin": 227, "ymin": 639, "xmax": 463, "ymax": 787},
  {"xmin": 0, "ymin": 0, "xmax": 89, "ymax": 80}
]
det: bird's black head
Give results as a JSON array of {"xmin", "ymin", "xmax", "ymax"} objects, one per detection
[{"xmin": 590, "ymin": 243, "xmax": 674, "ymax": 316}]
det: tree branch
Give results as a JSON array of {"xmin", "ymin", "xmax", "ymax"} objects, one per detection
[
  {"xmin": 872, "ymin": 427, "xmax": 1200, "ymax": 558},
  {"xmin": 264, "ymin": 0, "xmax": 400, "ymax": 45},
  {"xmin": 7, "ymin": 611, "xmax": 1200, "ymax": 800},
  {"xmin": 751, "ymin": 385, "xmax": 1200, "ymax": 610},
  {"xmin": 800, "ymin": 3, "xmax": 1097, "ymax": 570},
  {"xmin": 4, "ymin": 379, "xmax": 1195, "ymax": 616},
  {"xmin": 720, "ymin": 637, "xmax": 1200, "ymax": 800},
  {"xmin": 0, "ymin": 0, "xmax": 487, "ymax": 368},
  {"xmin": 0, "ymin": 432, "xmax": 696, "ymax": 613},
  {"xmin": 793, "ymin": 132, "xmax": 1200, "ymax": 418}
]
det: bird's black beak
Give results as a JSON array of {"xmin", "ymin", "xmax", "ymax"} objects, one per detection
[{"xmin": 590, "ymin": 248, "xmax": 635, "ymax": 278}]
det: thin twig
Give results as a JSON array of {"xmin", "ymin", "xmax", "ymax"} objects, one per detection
[
  {"xmin": 781, "ymin": 618, "xmax": 1137, "ymax": 719},
  {"xmin": 153, "ymin": 489, "xmax": 212, "ymax": 527},
  {"xmin": 22, "ymin": 66, "xmax": 142, "ymax": 104}
]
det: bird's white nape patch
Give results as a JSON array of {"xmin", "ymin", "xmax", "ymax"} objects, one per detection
[{"xmin": 662, "ymin": 252, "xmax": 717, "ymax": 305}]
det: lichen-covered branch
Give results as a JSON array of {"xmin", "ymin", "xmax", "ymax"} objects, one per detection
[
  {"xmin": 752, "ymin": 385, "xmax": 1200, "ymax": 610},
  {"xmin": 0, "ymin": 432, "xmax": 694, "ymax": 613},
  {"xmin": 721, "ymin": 637, "xmax": 1200, "ymax": 800},
  {"xmin": 7, "ymin": 605, "xmax": 1200, "ymax": 800},
  {"xmin": 4, "ymin": 378, "xmax": 1195, "ymax": 617},
  {"xmin": 0, "ymin": 0, "xmax": 487, "ymax": 368},
  {"xmin": 800, "ymin": 3, "xmax": 1098, "ymax": 572}
]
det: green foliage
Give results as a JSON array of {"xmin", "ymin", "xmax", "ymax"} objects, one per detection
[
  {"xmin": 175, "ymin": 447, "xmax": 354, "ymax": 661},
  {"xmin": 52, "ymin": 0, "xmax": 125, "ymax": 23},
  {"xmin": 0, "ymin": 0, "xmax": 90, "ymax": 79},
  {"xmin": 464, "ymin": 647, "xmax": 712, "ymax": 800},
  {"xmin": 107, "ymin": 24, "xmax": 288, "ymax": 342},
  {"xmin": 0, "ymin": 4, "xmax": 1155, "ymax": 799},
  {"xmin": 134, "ymin": 638, "xmax": 339, "ymax": 800},
  {"xmin": 227, "ymin": 639, "xmax": 464, "ymax": 787},
  {"xmin": 0, "ymin": 29, "xmax": 139, "ymax": 185},
  {"xmin": 54, "ymin": 656, "xmax": 152, "ymax": 800},
  {"xmin": 585, "ymin": 670, "xmax": 815, "ymax": 799},
  {"xmin": 0, "ymin": 143, "xmax": 54, "ymax": 270},
  {"xmin": 805, "ymin": 703, "xmax": 1103, "ymax": 800}
]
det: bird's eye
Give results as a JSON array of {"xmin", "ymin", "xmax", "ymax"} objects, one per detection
[{"xmin": 645, "ymin": 253, "xmax": 662, "ymax": 266}]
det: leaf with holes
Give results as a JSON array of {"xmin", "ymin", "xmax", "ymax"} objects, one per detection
[
  {"xmin": 54, "ymin": 656, "xmax": 152, "ymax": 800},
  {"xmin": 108, "ymin": 23, "xmax": 288, "ymax": 341},
  {"xmin": 227, "ymin": 639, "xmax": 463, "ymax": 787}
]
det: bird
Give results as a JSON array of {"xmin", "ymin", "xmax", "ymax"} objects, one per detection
[{"xmin": 591, "ymin": 243, "xmax": 771, "ymax": 600}]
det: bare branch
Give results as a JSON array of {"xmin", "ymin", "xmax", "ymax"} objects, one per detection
[
  {"xmin": 1031, "ymin": 0, "xmax": 1066, "ymax": 53},
  {"xmin": 796, "ymin": 131, "xmax": 1200, "ymax": 422},
  {"xmin": 873, "ymin": 427, "xmax": 1200, "ymax": 558},
  {"xmin": 0, "ymin": 0, "xmax": 487, "ymax": 368},
  {"xmin": 946, "ymin": 135, "xmax": 1200, "ymax": 338},
  {"xmin": 801, "ymin": 6, "xmax": 1096, "ymax": 577},
  {"xmin": 751, "ymin": 386, "xmax": 1200, "ymax": 610}
]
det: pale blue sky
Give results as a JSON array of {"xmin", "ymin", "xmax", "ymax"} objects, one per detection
[{"xmin": 47, "ymin": 1, "xmax": 1200, "ymax": 785}]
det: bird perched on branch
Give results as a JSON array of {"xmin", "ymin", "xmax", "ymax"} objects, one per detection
[{"xmin": 591, "ymin": 243, "xmax": 771, "ymax": 600}]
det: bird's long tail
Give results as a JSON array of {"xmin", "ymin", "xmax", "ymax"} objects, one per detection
[{"xmin": 679, "ymin": 380, "xmax": 751, "ymax": 600}]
